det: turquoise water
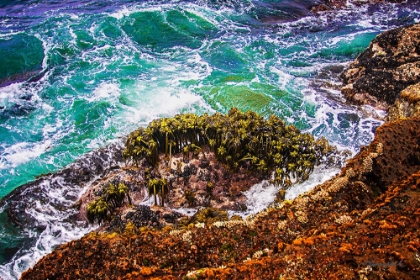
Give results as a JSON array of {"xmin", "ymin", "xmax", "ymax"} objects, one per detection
[{"xmin": 0, "ymin": 0, "xmax": 419, "ymax": 278}]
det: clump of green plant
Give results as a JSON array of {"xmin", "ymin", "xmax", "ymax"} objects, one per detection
[
  {"xmin": 206, "ymin": 181, "xmax": 214, "ymax": 195},
  {"xmin": 124, "ymin": 108, "xmax": 338, "ymax": 189},
  {"xmin": 86, "ymin": 182, "xmax": 132, "ymax": 224},
  {"xmin": 86, "ymin": 198, "xmax": 108, "ymax": 225},
  {"xmin": 147, "ymin": 178, "xmax": 168, "ymax": 207}
]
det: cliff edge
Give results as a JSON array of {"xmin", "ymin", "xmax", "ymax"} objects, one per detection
[{"xmin": 21, "ymin": 24, "xmax": 420, "ymax": 279}]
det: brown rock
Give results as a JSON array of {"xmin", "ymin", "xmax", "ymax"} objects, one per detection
[
  {"xmin": 20, "ymin": 119, "xmax": 420, "ymax": 280},
  {"xmin": 311, "ymin": 0, "xmax": 407, "ymax": 14}
]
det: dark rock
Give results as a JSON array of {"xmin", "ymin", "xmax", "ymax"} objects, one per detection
[
  {"xmin": 124, "ymin": 205, "xmax": 161, "ymax": 229},
  {"xmin": 162, "ymin": 212, "xmax": 182, "ymax": 224},
  {"xmin": 310, "ymin": 0, "xmax": 347, "ymax": 13},
  {"xmin": 199, "ymin": 158, "xmax": 210, "ymax": 168},
  {"xmin": 340, "ymin": 23, "xmax": 420, "ymax": 109},
  {"xmin": 310, "ymin": 0, "xmax": 407, "ymax": 14}
]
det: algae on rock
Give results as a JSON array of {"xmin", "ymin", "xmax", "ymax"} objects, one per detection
[{"xmin": 123, "ymin": 108, "xmax": 338, "ymax": 189}]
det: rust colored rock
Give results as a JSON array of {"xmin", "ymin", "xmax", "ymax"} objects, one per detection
[
  {"xmin": 340, "ymin": 23, "xmax": 420, "ymax": 109},
  {"xmin": 344, "ymin": 118, "xmax": 420, "ymax": 191},
  {"xmin": 21, "ymin": 119, "xmax": 420, "ymax": 280}
]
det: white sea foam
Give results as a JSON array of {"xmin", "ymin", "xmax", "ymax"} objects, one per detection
[
  {"xmin": 0, "ymin": 177, "xmax": 98, "ymax": 279},
  {"xmin": 86, "ymin": 82, "xmax": 121, "ymax": 102},
  {"xmin": 121, "ymin": 79, "xmax": 213, "ymax": 128},
  {"xmin": 269, "ymin": 66, "xmax": 294, "ymax": 89},
  {"xmin": 0, "ymin": 144, "xmax": 124, "ymax": 279},
  {"xmin": 174, "ymin": 207, "xmax": 198, "ymax": 217},
  {"xmin": 227, "ymin": 163, "xmax": 341, "ymax": 218},
  {"xmin": 0, "ymin": 222, "xmax": 96, "ymax": 280},
  {"xmin": 0, "ymin": 83, "xmax": 24, "ymax": 105},
  {"xmin": 237, "ymin": 180, "xmax": 279, "ymax": 217},
  {"xmin": 109, "ymin": 5, "xmax": 131, "ymax": 20},
  {"xmin": 0, "ymin": 141, "xmax": 52, "ymax": 169},
  {"xmin": 285, "ymin": 164, "xmax": 341, "ymax": 200}
]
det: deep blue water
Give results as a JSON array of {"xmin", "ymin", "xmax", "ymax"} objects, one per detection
[{"xmin": 0, "ymin": 0, "xmax": 419, "ymax": 278}]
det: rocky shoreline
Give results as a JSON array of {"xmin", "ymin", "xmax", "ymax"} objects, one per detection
[
  {"xmin": 10, "ymin": 22, "xmax": 420, "ymax": 279},
  {"xmin": 310, "ymin": 0, "xmax": 407, "ymax": 14},
  {"xmin": 20, "ymin": 118, "xmax": 420, "ymax": 279}
]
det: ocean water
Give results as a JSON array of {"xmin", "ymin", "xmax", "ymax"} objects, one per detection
[{"xmin": 0, "ymin": 0, "xmax": 419, "ymax": 278}]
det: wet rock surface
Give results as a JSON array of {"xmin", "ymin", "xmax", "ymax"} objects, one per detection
[
  {"xmin": 310, "ymin": 0, "xmax": 407, "ymax": 14},
  {"xmin": 20, "ymin": 119, "xmax": 420, "ymax": 279},
  {"xmin": 14, "ymin": 21, "xmax": 420, "ymax": 280},
  {"xmin": 77, "ymin": 150, "xmax": 264, "ymax": 233},
  {"xmin": 340, "ymin": 23, "xmax": 420, "ymax": 110}
]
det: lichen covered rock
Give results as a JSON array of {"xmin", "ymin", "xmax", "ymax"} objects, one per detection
[
  {"xmin": 388, "ymin": 82, "xmax": 420, "ymax": 121},
  {"xmin": 21, "ymin": 119, "xmax": 420, "ymax": 280},
  {"xmin": 340, "ymin": 23, "xmax": 420, "ymax": 110}
]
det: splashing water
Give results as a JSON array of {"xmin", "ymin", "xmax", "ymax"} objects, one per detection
[{"xmin": 1, "ymin": 0, "xmax": 419, "ymax": 278}]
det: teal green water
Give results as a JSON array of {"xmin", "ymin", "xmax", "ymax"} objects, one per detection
[
  {"xmin": 0, "ymin": 34, "xmax": 44, "ymax": 81},
  {"xmin": 1, "ymin": 0, "xmax": 419, "ymax": 278},
  {"xmin": 0, "ymin": 4, "xmax": 408, "ymax": 198}
]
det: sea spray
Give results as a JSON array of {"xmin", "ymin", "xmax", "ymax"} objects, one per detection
[
  {"xmin": 1, "ymin": 0, "xmax": 420, "ymax": 279},
  {"xmin": 0, "ymin": 142, "xmax": 124, "ymax": 278}
]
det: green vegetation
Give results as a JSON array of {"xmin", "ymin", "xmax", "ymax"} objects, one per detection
[
  {"xmin": 86, "ymin": 182, "xmax": 132, "ymax": 224},
  {"xmin": 124, "ymin": 108, "xmax": 337, "ymax": 188},
  {"xmin": 147, "ymin": 178, "xmax": 167, "ymax": 207}
]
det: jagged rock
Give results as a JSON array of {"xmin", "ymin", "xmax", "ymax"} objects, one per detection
[
  {"xmin": 311, "ymin": 0, "xmax": 407, "ymax": 14},
  {"xmin": 340, "ymin": 23, "xmax": 420, "ymax": 110},
  {"xmin": 310, "ymin": 0, "xmax": 347, "ymax": 13},
  {"xmin": 20, "ymin": 119, "xmax": 420, "ymax": 279},
  {"xmin": 343, "ymin": 118, "xmax": 420, "ymax": 191},
  {"xmin": 387, "ymin": 82, "xmax": 420, "ymax": 120}
]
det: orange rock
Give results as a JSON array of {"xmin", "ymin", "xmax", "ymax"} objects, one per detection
[
  {"xmin": 338, "ymin": 243, "xmax": 353, "ymax": 253},
  {"xmin": 379, "ymin": 220, "xmax": 398, "ymax": 229}
]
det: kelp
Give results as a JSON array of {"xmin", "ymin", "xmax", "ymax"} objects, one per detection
[
  {"xmin": 124, "ymin": 108, "xmax": 337, "ymax": 188},
  {"xmin": 86, "ymin": 182, "xmax": 131, "ymax": 224}
]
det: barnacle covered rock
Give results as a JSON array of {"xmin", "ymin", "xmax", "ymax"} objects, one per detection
[
  {"xmin": 340, "ymin": 23, "xmax": 420, "ymax": 110},
  {"xmin": 388, "ymin": 82, "xmax": 420, "ymax": 121},
  {"xmin": 21, "ymin": 118, "xmax": 420, "ymax": 280}
]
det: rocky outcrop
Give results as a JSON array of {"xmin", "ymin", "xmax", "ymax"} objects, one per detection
[
  {"xmin": 310, "ymin": 0, "xmax": 347, "ymax": 13},
  {"xmin": 311, "ymin": 0, "xmax": 407, "ymax": 14},
  {"xmin": 387, "ymin": 82, "xmax": 420, "ymax": 120},
  {"xmin": 340, "ymin": 23, "xmax": 420, "ymax": 111},
  {"xmin": 20, "ymin": 118, "xmax": 420, "ymax": 279},
  {"xmin": 17, "ymin": 21, "xmax": 420, "ymax": 280}
]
